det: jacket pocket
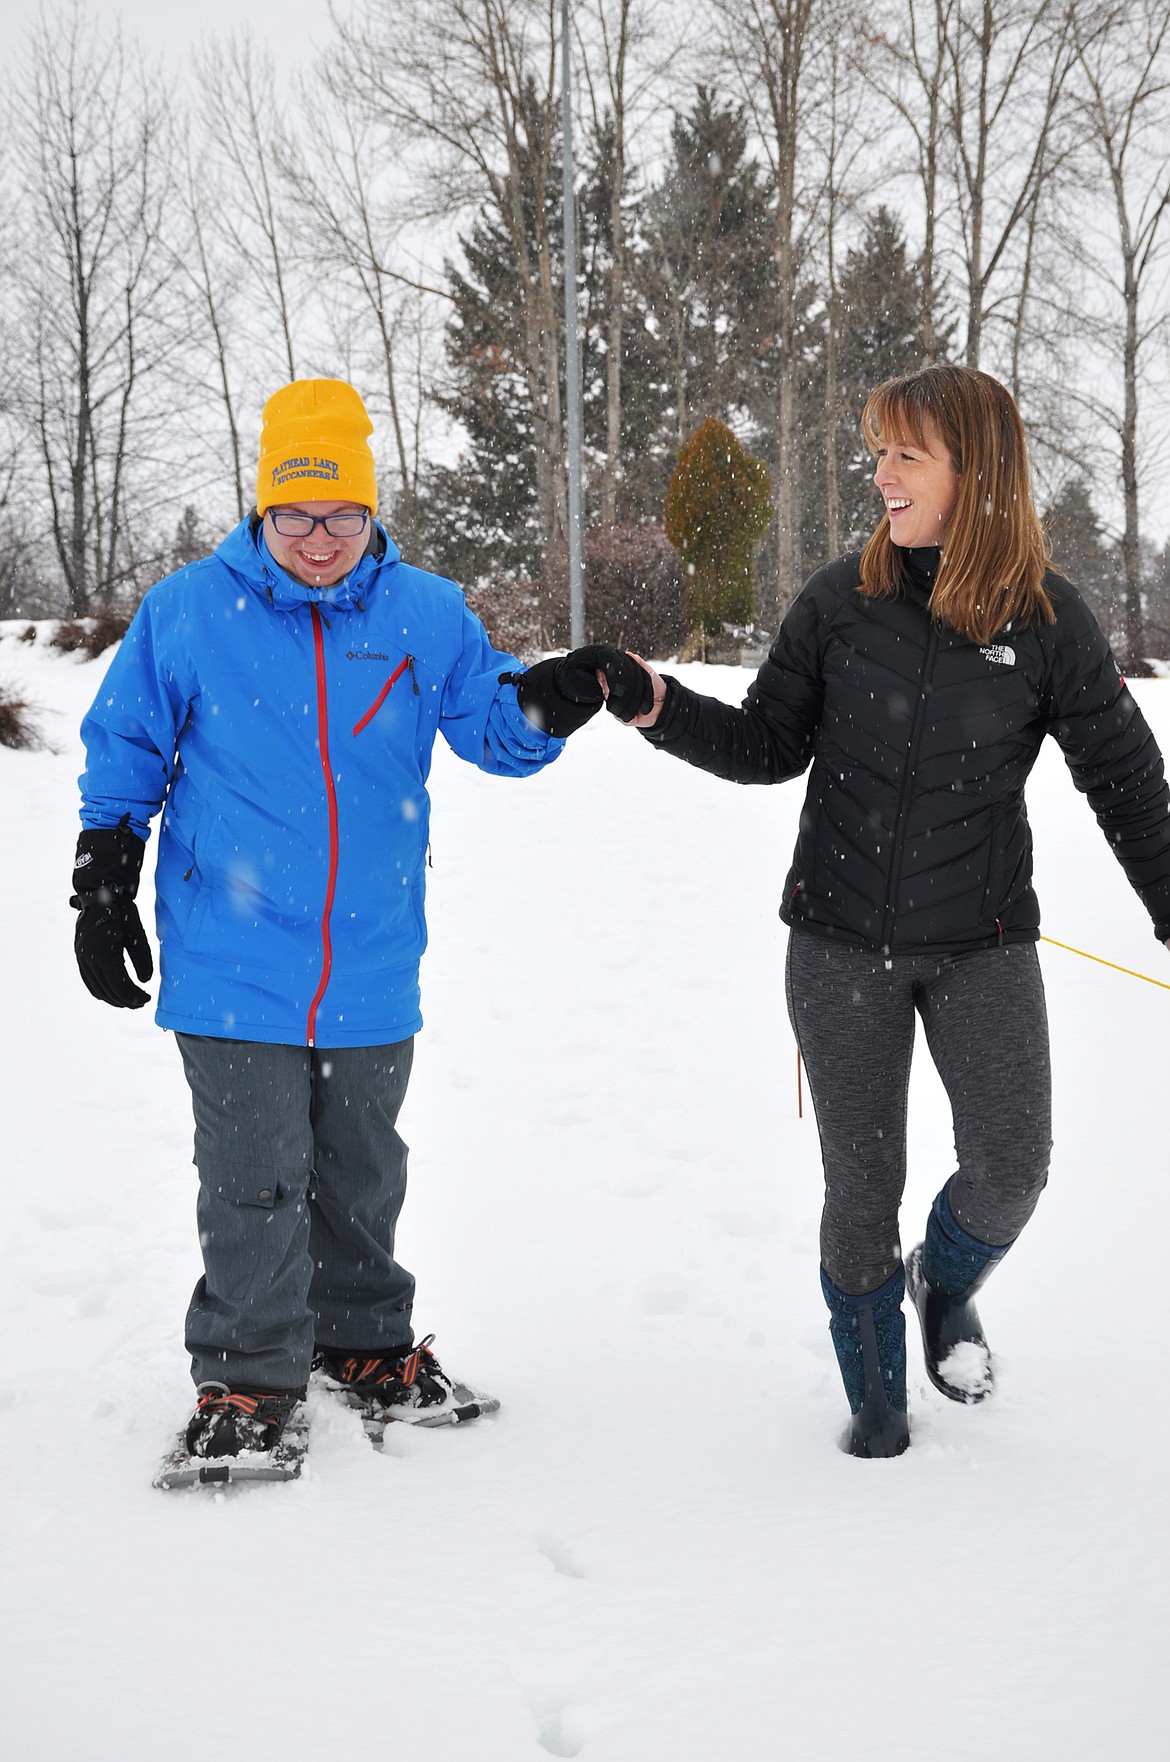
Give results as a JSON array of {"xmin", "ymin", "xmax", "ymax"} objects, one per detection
[{"xmin": 353, "ymin": 655, "xmax": 417, "ymax": 734}]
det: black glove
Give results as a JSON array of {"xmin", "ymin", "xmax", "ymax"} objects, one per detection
[
  {"xmin": 71, "ymin": 815, "xmax": 153, "ymax": 1008},
  {"xmin": 500, "ymin": 656, "xmax": 605, "ymax": 738},
  {"xmin": 563, "ymin": 644, "xmax": 655, "ymax": 723}
]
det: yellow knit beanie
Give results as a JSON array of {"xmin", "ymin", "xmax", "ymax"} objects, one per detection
[{"xmin": 256, "ymin": 379, "xmax": 378, "ymax": 515}]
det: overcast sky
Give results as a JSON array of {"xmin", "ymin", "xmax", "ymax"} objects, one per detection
[{"xmin": 2, "ymin": 0, "xmax": 331, "ymax": 73}]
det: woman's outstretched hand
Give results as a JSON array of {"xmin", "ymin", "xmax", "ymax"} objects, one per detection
[{"xmin": 562, "ymin": 644, "xmax": 666, "ymax": 728}]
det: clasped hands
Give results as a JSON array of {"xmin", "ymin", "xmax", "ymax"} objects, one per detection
[{"xmin": 506, "ymin": 644, "xmax": 666, "ymax": 738}]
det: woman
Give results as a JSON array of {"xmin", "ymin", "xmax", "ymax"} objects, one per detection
[{"xmin": 539, "ymin": 364, "xmax": 1170, "ymax": 1458}]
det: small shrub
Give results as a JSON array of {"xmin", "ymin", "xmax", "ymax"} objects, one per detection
[
  {"xmin": 582, "ymin": 523, "xmax": 686, "ymax": 658},
  {"xmin": 465, "ymin": 571, "xmax": 545, "ymax": 660},
  {"xmin": 50, "ymin": 604, "xmax": 134, "ymax": 659},
  {"xmin": 539, "ymin": 525, "xmax": 686, "ymax": 657},
  {"xmin": 0, "ymin": 683, "xmax": 48, "ymax": 751},
  {"xmin": 50, "ymin": 618, "xmax": 90, "ymax": 654},
  {"xmin": 85, "ymin": 604, "xmax": 133, "ymax": 657}
]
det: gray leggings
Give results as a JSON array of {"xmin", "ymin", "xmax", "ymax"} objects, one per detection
[
  {"xmin": 176, "ymin": 1034, "xmax": 415, "ymax": 1390},
  {"xmin": 784, "ymin": 931, "xmax": 1052, "ymax": 1295}
]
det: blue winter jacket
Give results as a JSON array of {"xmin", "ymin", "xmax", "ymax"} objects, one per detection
[{"xmin": 78, "ymin": 517, "xmax": 563, "ymax": 1046}]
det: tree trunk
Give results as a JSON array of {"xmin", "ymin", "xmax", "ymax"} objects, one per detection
[
  {"xmin": 602, "ymin": 147, "xmax": 624, "ymax": 525},
  {"xmin": 773, "ymin": 132, "xmax": 800, "ymax": 617},
  {"xmin": 1120, "ymin": 246, "xmax": 1144, "ymax": 662}
]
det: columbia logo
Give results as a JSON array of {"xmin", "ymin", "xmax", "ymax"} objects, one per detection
[{"xmin": 980, "ymin": 643, "xmax": 1016, "ymax": 667}]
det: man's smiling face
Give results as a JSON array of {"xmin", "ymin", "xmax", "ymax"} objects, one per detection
[{"xmin": 263, "ymin": 501, "xmax": 370, "ymax": 586}]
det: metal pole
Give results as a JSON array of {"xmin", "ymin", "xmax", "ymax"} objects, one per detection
[{"xmin": 561, "ymin": 0, "xmax": 585, "ymax": 647}]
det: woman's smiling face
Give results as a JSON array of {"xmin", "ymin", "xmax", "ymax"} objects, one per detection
[{"xmin": 872, "ymin": 420, "xmax": 960, "ymax": 549}]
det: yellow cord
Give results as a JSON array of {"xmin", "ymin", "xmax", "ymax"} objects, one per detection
[{"xmin": 1040, "ymin": 935, "xmax": 1170, "ymax": 992}]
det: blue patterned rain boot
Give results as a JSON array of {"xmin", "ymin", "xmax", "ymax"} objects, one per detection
[
  {"xmin": 906, "ymin": 1184, "xmax": 1011, "ymax": 1404},
  {"xmin": 821, "ymin": 1266, "xmax": 910, "ymax": 1458}
]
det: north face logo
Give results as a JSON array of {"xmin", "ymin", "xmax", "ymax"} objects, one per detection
[{"xmin": 980, "ymin": 643, "xmax": 1016, "ymax": 667}]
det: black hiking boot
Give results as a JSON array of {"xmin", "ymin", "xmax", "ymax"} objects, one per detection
[
  {"xmin": 185, "ymin": 1383, "xmax": 305, "ymax": 1459},
  {"xmin": 313, "ymin": 1335, "xmax": 462, "ymax": 1421}
]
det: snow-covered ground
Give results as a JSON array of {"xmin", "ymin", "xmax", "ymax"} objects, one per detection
[{"xmin": 2, "ymin": 626, "xmax": 1168, "ymax": 1761}]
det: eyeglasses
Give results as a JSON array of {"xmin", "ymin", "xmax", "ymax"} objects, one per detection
[{"xmin": 267, "ymin": 509, "xmax": 370, "ymax": 538}]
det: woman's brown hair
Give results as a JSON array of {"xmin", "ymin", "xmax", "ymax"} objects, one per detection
[{"xmin": 859, "ymin": 363, "xmax": 1054, "ymax": 645}]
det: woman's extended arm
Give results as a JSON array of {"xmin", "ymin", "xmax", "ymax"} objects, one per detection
[
  {"xmin": 1043, "ymin": 585, "xmax": 1170, "ymax": 944},
  {"xmin": 632, "ymin": 587, "xmax": 827, "ymax": 786}
]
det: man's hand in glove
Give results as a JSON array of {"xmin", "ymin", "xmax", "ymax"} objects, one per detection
[
  {"xmin": 501, "ymin": 643, "xmax": 664, "ymax": 736},
  {"xmin": 71, "ymin": 815, "xmax": 153, "ymax": 1008}
]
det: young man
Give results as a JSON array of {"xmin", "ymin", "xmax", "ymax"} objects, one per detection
[{"xmin": 71, "ymin": 378, "xmax": 609, "ymax": 1469}]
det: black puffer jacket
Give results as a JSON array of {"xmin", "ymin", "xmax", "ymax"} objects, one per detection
[{"xmin": 642, "ymin": 549, "xmax": 1170, "ymax": 953}]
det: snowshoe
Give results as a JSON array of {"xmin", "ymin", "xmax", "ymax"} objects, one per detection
[
  {"xmin": 314, "ymin": 1335, "xmax": 499, "ymax": 1445},
  {"xmin": 154, "ymin": 1383, "xmax": 308, "ymax": 1489}
]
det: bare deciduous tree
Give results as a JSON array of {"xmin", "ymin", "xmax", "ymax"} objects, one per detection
[
  {"xmin": 863, "ymin": 1, "xmax": 1081, "ymax": 373},
  {"xmin": 716, "ymin": 0, "xmax": 823, "ymax": 617},
  {"xmin": 946, "ymin": 0, "xmax": 1080, "ymax": 368},
  {"xmin": 1072, "ymin": 0, "xmax": 1170, "ymax": 664},
  {"xmin": 860, "ymin": 0, "xmax": 956, "ymax": 362},
  {"xmin": 278, "ymin": 62, "xmax": 454, "ymax": 540},
  {"xmin": 806, "ymin": 4, "xmax": 881, "ymax": 557},
  {"xmin": 195, "ymin": 37, "xmax": 303, "ymax": 387},
  {"xmin": 575, "ymin": 0, "xmax": 681, "ymax": 524},
  {"xmin": 337, "ymin": 0, "xmax": 570, "ymax": 559},
  {"xmin": 172, "ymin": 139, "xmax": 249, "ymax": 520},
  {"xmin": 17, "ymin": 9, "xmax": 172, "ymax": 612}
]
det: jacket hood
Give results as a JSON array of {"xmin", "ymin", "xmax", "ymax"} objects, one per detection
[{"xmin": 213, "ymin": 514, "xmax": 401, "ymax": 612}]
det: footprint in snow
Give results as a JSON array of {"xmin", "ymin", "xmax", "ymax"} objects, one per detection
[
  {"xmin": 535, "ymin": 1533, "xmax": 586, "ymax": 1579},
  {"xmin": 534, "ymin": 1704, "xmax": 582, "ymax": 1758}
]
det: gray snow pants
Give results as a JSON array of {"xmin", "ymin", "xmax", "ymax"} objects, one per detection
[
  {"xmin": 784, "ymin": 930, "xmax": 1052, "ymax": 1296},
  {"xmin": 176, "ymin": 1034, "xmax": 415, "ymax": 1390}
]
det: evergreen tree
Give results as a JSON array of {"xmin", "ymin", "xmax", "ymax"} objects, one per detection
[
  {"xmin": 664, "ymin": 417, "xmax": 772, "ymax": 649},
  {"xmin": 576, "ymin": 118, "xmax": 671, "ymax": 529},
  {"xmin": 1145, "ymin": 537, "xmax": 1170, "ymax": 664},
  {"xmin": 629, "ymin": 90, "xmax": 776, "ymax": 522},
  {"xmin": 820, "ymin": 207, "xmax": 947, "ymax": 557},
  {"xmin": 172, "ymin": 506, "xmax": 212, "ymax": 571},
  {"xmin": 767, "ymin": 276, "xmax": 831, "ymax": 593},
  {"xmin": 1044, "ymin": 477, "xmax": 1124, "ymax": 648},
  {"xmin": 414, "ymin": 88, "xmax": 564, "ymax": 586},
  {"xmin": 415, "ymin": 215, "xmax": 550, "ymax": 585}
]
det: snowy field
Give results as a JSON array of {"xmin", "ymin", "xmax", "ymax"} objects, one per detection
[{"xmin": 2, "ymin": 625, "xmax": 1168, "ymax": 1762}]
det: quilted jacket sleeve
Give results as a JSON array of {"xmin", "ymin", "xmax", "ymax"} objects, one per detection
[
  {"xmin": 638, "ymin": 564, "xmax": 842, "ymax": 784},
  {"xmin": 1041, "ymin": 577, "xmax": 1170, "ymax": 940}
]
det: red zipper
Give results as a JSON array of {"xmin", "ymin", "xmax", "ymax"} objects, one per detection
[
  {"xmin": 307, "ymin": 605, "xmax": 340, "ymax": 1047},
  {"xmin": 353, "ymin": 655, "xmax": 416, "ymax": 734}
]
